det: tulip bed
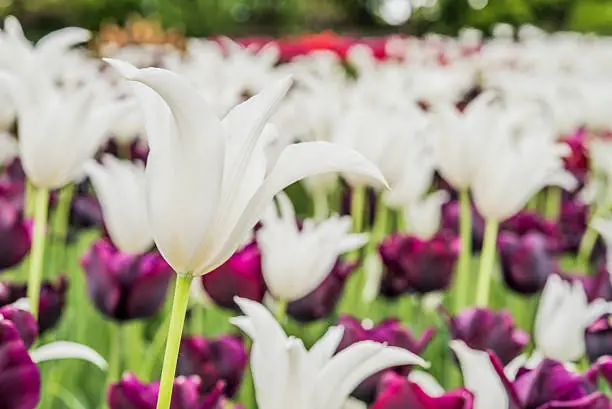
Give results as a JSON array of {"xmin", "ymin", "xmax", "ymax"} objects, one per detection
[{"xmin": 2, "ymin": 15, "xmax": 612, "ymax": 409}]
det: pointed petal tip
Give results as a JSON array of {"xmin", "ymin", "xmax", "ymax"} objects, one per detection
[{"xmin": 103, "ymin": 58, "xmax": 139, "ymax": 80}]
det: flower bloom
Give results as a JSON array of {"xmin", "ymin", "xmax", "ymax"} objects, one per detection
[
  {"xmin": 0, "ymin": 305, "xmax": 38, "ymax": 349},
  {"xmin": 585, "ymin": 315, "xmax": 612, "ymax": 363},
  {"xmin": 258, "ymin": 192, "xmax": 367, "ymax": 302},
  {"xmin": 231, "ymin": 297, "xmax": 427, "ymax": 409},
  {"xmin": 378, "ymin": 232, "xmax": 459, "ymax": 297},
  {"xmin": 449, "ymin": 307, "xmax": 528, "ymax": 365},
  {"xmin": 201, "ymin": 241, "xmax": 265, "ymax": 310},
  {"xmin": 105, "ymin": 59, "xmax": 387, "ymax": 277},
  {"xmin": 0, "ymin": 180, "xmax": 31, "ymax": 270},
  {"xmin": 108, "ymin": 373, "xmax": 225, "ymax": 409},
  {"xmin": 336, "ymin": 316, "xmax": 435, "ymax": 403},
  {"xmin": 82, "ymin": 239, "xmax": 173, "ymax": 321},
  {"xmin": 177, "ymin": 335, "xmax": 248, "ymax": 398}
]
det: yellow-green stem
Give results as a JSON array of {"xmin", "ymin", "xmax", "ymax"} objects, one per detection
[
  {"xmin": 453, "ymin": 189, "xmax": 472, "ymax": 313},
  {"xmin": 313, "ymin": 190, "xmax": 329, "ymax": 222},
  {"xmin": 275, "ymin": 299, "xmax": 287, "ymax": 324},
  {"xmin": 544, "ymin": 187, "xmax": 562, "ymax": 221},
  {"xmin": 577, "ymin": 226, "xmax": 598, "ymax": 273},
  {"xmin": 348, "ymin": 186, "xmax": 366, "ymax": 261},
  {"xmin": 475, "ymin": 219, "xmax": 500, "ymax": 307},
  {"xmin": 27, "ymin": 186, "xmax": 49, "ymax": 319},
  {"xmin": 24, "ymin": 180, "xmax": 35, "ymax": 218},
  {"xmin": 156, "ymin": 275, "xmax": 193, "ymax": 409}
]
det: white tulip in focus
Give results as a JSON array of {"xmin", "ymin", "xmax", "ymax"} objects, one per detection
[
  {"xmin": 258, "ymin": 192, "xmax": 368, "ymax": 301},
  {"xmin": 534, "ymin": 275, "xmax": 612, "ymax": 362},
  {"xmin": 0, "ymin": 131, "xmax": 17, "ymax": 167},
  {"xmin": 105, "ymin": 59, "xmax": 387, "ymax": 277},
  {"xmin": 84, "ymin": 155, "xmax": 152, "ymax": 254},
  {"xmin": 449, "ymin": 340, "xmax": 509, "ymax": 409},
  {"xmin": 231, "ymin": 297, "xmax": 428, "ymax": 409},
  {"xmin": 403, "ymin": 191, "xmax": 450, "ymax": 240},
  {"xmin": 471, "ymin": 107, "xmax": 577, "ymax": 222}
]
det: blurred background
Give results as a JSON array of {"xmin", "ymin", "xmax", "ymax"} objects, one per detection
[{"xmin": 4, "ymin": 0, "xmax": 612, "ymax": 38}]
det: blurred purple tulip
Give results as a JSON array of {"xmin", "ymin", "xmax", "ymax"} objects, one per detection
[
  {"xmin": 82, "ymin": 239, "xmax": 173, "ymax": 321},
  {"xmin": 287, "ymin": 260, "xmax": 355, "ymax": 322},
  {"xmin": 0, "ymin": 276, "xmax": 68, "ymax": 333},
  {"xmin": 0, "ymin": 317, "xmax": 40, "ymax": 409},
  {"xmin": 557, "ymin": 200, "xmax": 604, "ymax": 260},
  {"xmin": 177, "ymin": 335, "xmax": 247, "ymax": 398},
  {"xmin": 585, "ymin": 315, "xmax": 612, "ymax": 363},
  {"xmin": 336, "ymin": 316, "xmax": 435, "ymax": 403},
  {"xmin": 0, "ymin": 184, "xmax": 31, "ymax": 271},
  {"xmin": 69, "ymin": 187, "xmax": 103, "ymax": 231},
  {"xmin": 371, "ymin": 372, "xmax": 473, "ymax": 409},
  {"xmin": 0, "ymin": 305, "xmax": 37, "ymax": 349},
  {"xmin": 563, "ymin": 267, "xmax": 612, "ymax": 303},
  {"xmin": 500, "ymin": 211, "xmax": 559, "ymax": 244},
  {"xmin": 108, "ymin": 373, "xmax": 224, "ymax": 409},
  {"xmin": 201, "ymin": 242, "xmax": 265, "ymax": 311},
  {"xmin": 442, "ymin": 200, "xmax": 485, "ymax": 250},
  {"xmin": 450, "ymin": 308, "xmax": 528, "ymax": 365},
  {"xmin": 379, "ymin": 232, "xmax": 459, "ymax": 297},
  {"xmin": 499, "ymin": 232, "xmax": 560, "ymax": 294}
]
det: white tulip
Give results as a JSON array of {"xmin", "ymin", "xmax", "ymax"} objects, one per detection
[
  {"xmin": 449, "ymin": 340, "xmax": 509, "ymax": 409},
  {"xmin": 258, "ymin": 192, "xmax": 368, "ymax": 301},
  {"xmin": 0, "ymin": 131, "xmax": 17, "ymax": 167},
  {"xmin": 403, "ymin": 191, "xmax": 450, "ymax": 240},
  {"xmin": 231, "ymin": 297, "xmax": 428, "ymax": 409},
  {"xmin": 534, "ymin": 275, "xmax": 612, "ymax": 362},
  {"xmin": 105, "ymin": 59, "xmax": 387, "ymax": 277},
  {"xmin": 84, "ymin": 155, "xmax": 152, "ymax": 254}
]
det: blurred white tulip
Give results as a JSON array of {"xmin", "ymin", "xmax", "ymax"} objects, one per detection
[
  {"xmin": 0, "ymin": 131, "xmax": 17, "ymax": 167},
  {"xmin": 403, "ymin": 191, "xmax": 450, "ymax": 240},
  {"xmin": 84, "ymin": 155, "xmax": 152, "ymax": 254},
  {"xmin": 106, "ymin": 59, "xmax": 387, "ymax": 277},
  {"xmin": 231, "ymin": 297, "xmax": 428, "ymax": 409},
  {"xmin": 534, "ymin": 275, "xmax": 612, "ymax": 362},
  {"xmin": 258, "ymin": 192, "xmax": 368, "ymax": 302}
]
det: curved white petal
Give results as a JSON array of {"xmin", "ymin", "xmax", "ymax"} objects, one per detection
[
  {"xmin": 30, "ymin": 341, "xmax": 108, "ymax": 371},
  {"xmin": 36, "ymin": 27, "xmax": 90, "ymax": 56},
  {"xmin": 309, "ymin": 326, "xmax": 345, "ymax": 371},
  {"xmin": 408, "ymin": 371, "xmax": 445, "ymax": 396}
]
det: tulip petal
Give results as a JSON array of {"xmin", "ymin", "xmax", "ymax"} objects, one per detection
[
  {"xmin": 36, "ymin": 27, "xmax": 90, "ymax": 56},
  {"xmin": 408, "ymin": 370, "xmax": 445, "ymax": 397},
  {"xmin": 30, "ymin": 341, "xmax": 108, "ymax": 371},
  {"xmin": 309, "ymin": 326, "xmax": 344, "ymax": 371}
]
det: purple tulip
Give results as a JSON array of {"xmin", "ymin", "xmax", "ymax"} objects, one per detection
[
  {"xmin": 0, "ymin": 317, "xmax": 41, "ymax": 409},
  {"xmin": 177, "ymin": 335, "xmax": 248, "ymax": 398},
  {"xmin": 0, "ymin": 305, "xmax": 38, "ymax": 349},
  {"xmin": 500, "ymin": 211, "xmax": 559, "ymax": 244},
  {"xmin": 379, "ymin": 232, "xmax": 459, "ymax": 297},
  {"xmin": 0, "ymin": 276, "xmax": 68, "ymax": 333},
  {"xmin": 82, "ymin": 239, "xmax": 173, "ymax": 321},
  {"xmin": 108, "ymin": 373, "xmax": 225, "ymax": 409},
  {"xmin": 287, "ymin": 260, "xmax": 355, "ymax": 322},
  {"xmin": 589, "ymin": 356, "xmax": 612, "ymax": 389},
  {"xmin": 70, "ymin": 189, "xmax": 103, "ymax": 231},
  {"xmin": 499, "ymin": 232, "xmax": 560, "ymax": 294},
  {"xmin": 336, "ymin": 316, "xmax": 435, "ymax": 403},
  {"xmin": 563, "ymin": 267, "xmax": 612, "ymax": 303},
  {"xmin": 557, "ymin": 200, "xmax": 605, "ymax": 261},
  {"xmin": 201, "ymin": 242, "xmax": 265, "ymax": 311},
  {"xmin": 0, "ymin": 184, "xmax": 31, "ymax": 271},
  {"xmin": 450, "ymin": 308, "xmax": 528, "ymax": 365},
  {"xmin": 585, "ymin": 315, "xmax": 612, "ymax": 363},
  {"xmin": 441, "ymin": 200, "xmax": 485, "ymax": 250},
  {"xmin": 371, "ymin": 372, "xmax": 473, "ymax": 409}
]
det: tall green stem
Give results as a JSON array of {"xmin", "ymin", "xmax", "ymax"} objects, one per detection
[
  {"xmin": 348, "ymin": 186, "xmax": 366, "ymax": 261},
  {"xmin": 156, "ymin": 275, "xmax": 193, "ymax": 409},
  {"xmin": 577, "ymin": 226, "xmax": 598, "ymax": 273},
  {"xmin": 475, "ymin": 219, "xmax": 500, "ymax": 307},
  {"xmin": 275, "ymin": 299, "xmax": 287, "ymax": 324},
  {"xmin": 453, "ymin": 189, "xmax": 472, "ymax": 313},
  {"xmin": 313, "ymin": 190, "xmax": 329, "ymax": 222},
  {"xmin": 544, "ymin": 187, "xmax": 562, "ymax": 221},
  {"xmin": 27, "ymin": 186, "xmax": 50, "ymax": 319}
]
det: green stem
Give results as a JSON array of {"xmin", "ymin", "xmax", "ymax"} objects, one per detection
[
  {"xmin": 577, "ymin": 226, "xmax": 599, "ymax": 273},
  {"xmin": 275, "ymin": 299, "xmax": 287, "ymax": 324},
  {"xmin": 190, "ymin": 306, "xmax": 206, "ymax": 335},
  {"xmin": 475, "ymin": 219, "xmax": 500, "ymax": 307},
  {"xmin": 124, "ymin": 322, "xmax": 143, "ymax": 375},
  {"xmin": 141, "ymin": 313, "xmax": 171, "ymax": 382},
  {"xmin": 544, "ymin": 187, "xmax": 562, "ymax": 221},
  {"xmin": 453, "ymin": 189, "xmax": 472, "ymax": 313},
  {"xmin": 52, "ymin": 183, "xmax": 75, "ymax": 244},
  {"xmin": 27, "ymin": 186, "xmax": 50, "ymax": 319},
  {"xmin": 313, "ymin": 190, "xmax": 329, "ymax": 222},
  {"xmin": 347, "ymin": 186, "xmax": 366, "ymax": 263},
  {"xmin": 156, "ymin": 275, "xmax": 193, "ymax": 409},
  {"xmin": 24, "ymin": 179, "xmax": 35, "ymax": 218},
  {"xmin": 107, "ymin": 323, "xmax": 122, "ymax": 385}
]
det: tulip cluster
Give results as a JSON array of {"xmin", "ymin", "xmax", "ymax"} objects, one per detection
[{"xmin": 1, "ymin": 13, "xmax": 612, "ymax": 409}]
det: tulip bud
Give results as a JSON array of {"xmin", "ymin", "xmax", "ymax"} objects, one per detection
[
  {"xmin": 201, "ymin": 242, "xmax": 265, "ymax": 311},
  {"xmin": 287, "ymin": 260, "xmax": 355, "ymax": 322},
  {"xmin": 0, "ymin": 186, "xmax": 31, "ymax": 271},
  {"xmin": 0, "ymin": 305, "xmax": 38, "ymax": 349},
  {"xmin": 378, "ymin": 232, "xmax": 459, "ymax": 297},
  {"xmin": 177, "ymin": 335, "xmax": 248, "ymax": 398},
  {"xmin": 336, "ymin": 316, "xmax": 435, "ymax": 403},
  {"xmin": 82, "ymin": 239, "xmax": 173, "ymax": 321},
  {"xmin": 586, "ymin": 315, "xmax": 612, "ymax": 363},
  {"xmin": 449, "ymin": 307, "xmax": 528, "ymax": 365}
]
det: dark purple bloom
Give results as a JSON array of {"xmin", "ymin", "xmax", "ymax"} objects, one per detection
[
  {"xmin": 0, "ymin": 305, "xmax": 37, "ymax": 349},
  {"xmin": 501, "ymin": 211, "xmax": 560, "ymax": 246},
  {"xmin": 336, "ymin": 316, "xmax": 435, "ymax": 403},
  {"xmin": 371, "ymin": 372, "xmax": 473, "ymax": 409},
  {"xmin": 201, "ymin": 242, "xmax": 265, "ymax": 311},
  {"xmin": 450, "ymin": 308, "xmax": 528, "ymax": 365},
  {"xmin": 585, "ymin": 315, "xmax": 612, "ymax": 363},
  {"xmin": 0, "ymin": 318, "xmax": 41, "ymax": 409},
  {"xmin": 563, "ymin": 267, "xmax": 612, "ymax": 303},
  {"xmin": 70, "ymin": 190, "xmax": 103, "ymax": 230},
  {"xmin": 82, "ymin": 239, "xmax": 173, "ymax": 321},
  {"xmin": 177, "ymin": 335, "xmax": 248, "ymax": 398},
  {"xmin": 287, "ymin": 261, "xmax": 355, "ymax": 322},
  {"xmin": 379, "ymin": 232, "xmax": 459, "ymax": 297},
  {"xmin": 499, "ymin": 232, "xmax": 560, "ymax": 294},
  {"xmin": 108, "ymin": 373, "xmax": 224, "ymax": 409},
  {"xmin": 442, "ymin": 200, "xmax": 485, "ymax": 250},
  {"xmin": 0, "ymin": 185, "xmax": 31, "ymax": 271},
  {"xmin": 0, "ymin": 276, "xmax": 68, "ymax": 333},
  {"xmin": 563, "ymin": 129, "xmax": 588, "ymax": 188},
  {"xmin": 557, "ymin": 200, "xmax": 605, "ymax": 261}
]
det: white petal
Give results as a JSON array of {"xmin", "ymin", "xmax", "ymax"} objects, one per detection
[
  {"xmin": 30, "ymin": 341, "xmax": 108, "ymax": 371},
  {"xmin": 36, "ymin": 27, "xmax": 90, "ymax": 55},
  {"xmin": 408, "ymin": 371, "xmax": 445, "ymax": 396},
  {"xmin": 309, "ymin": 326, "xmax": 345, "ymax": 371}
]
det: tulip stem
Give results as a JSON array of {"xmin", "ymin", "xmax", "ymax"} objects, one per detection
[
  {"xmin": 275, "ymin": 299, "xmax": 287, "ymax": 323},
  {"xmin": 475, "ymin": 219, "xmax": 499, "ymax": 307},
  {"xmin": 27, "ymin": 186, "xmax": 49, "ymax": 319},
  {"xmin": 313, "ymin": 190, "xmax": 329, "ymax": 222},
  {"xmin": 350, "ymin": 186, "xmax": 366, "ymax": 231},
  {"xmin": 453, "ymin": 189, "xmax": 472, "ymax": 313},
  {"xmin": 544, "ymin": 187, "xmax": 562, "ymax": 221},
  {"xmin": 107, "ymin": 322, "xmax": 122, "ymax": 384},
  {"xmin": 51, "ymin": 183, "xmax": 75, "ymax": 273},
  {"xmin": 156, "ymin": 275, "xmax": 193, "ymax": 409},
  {"xmin": 577, "ymin": 226, "xmax": 599, "ymax": 273}
]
